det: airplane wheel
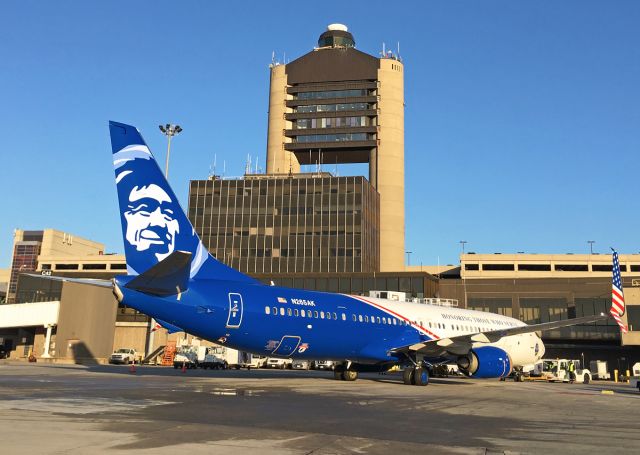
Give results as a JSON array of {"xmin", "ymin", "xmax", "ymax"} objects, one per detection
[
  {"xmin": 342, "ymin": 370, "xmax": 358, "ymax": 381},
  {"xmin": 414, "ymin": 368, "xmax": 429, "ymax": 386},
  {"xmin": 403, "ymin": 368, "xmax": 415, "ymax": 385},
  {"xmin": 583, "ymin": 374, "xmax": 590, "ymax": 384}
]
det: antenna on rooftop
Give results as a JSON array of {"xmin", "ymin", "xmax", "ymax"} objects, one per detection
[{"xmin": 382, "ymin": 42, "xmax": 386, "ymax": 57}]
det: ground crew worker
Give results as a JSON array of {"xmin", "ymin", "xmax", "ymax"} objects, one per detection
[{"xmin": 568, "ymin": 361, "xmax": 576, "ymax": 384}]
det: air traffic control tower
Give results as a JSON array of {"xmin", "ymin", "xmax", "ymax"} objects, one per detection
[{"xmin": 266, "ymin": 24, "xmax": 405, "ymax": 272}]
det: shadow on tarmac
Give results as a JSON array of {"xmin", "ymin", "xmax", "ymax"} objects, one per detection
[{"xmin": 17, "ymin": 362, "xmax": 474, "ymax": 385}]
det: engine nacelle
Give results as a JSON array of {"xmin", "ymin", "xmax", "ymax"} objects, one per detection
[{"xmin": 457, "ymin": 346, "xmax": 512, "ymax": 378}]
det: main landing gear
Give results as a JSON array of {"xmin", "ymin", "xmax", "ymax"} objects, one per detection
[
  {"xmin": 403, "ymin": 366, "xmax": 429, "ymax": 386},
  {"xmin": 333, "ymin": 364, "xmax": 359, "ymax": 381}
]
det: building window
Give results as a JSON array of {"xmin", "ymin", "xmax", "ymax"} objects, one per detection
[
  {"xmin": 482, "ymin": 264, "xmax": 515, "ymax": 271},
  {"xmin": 518, "ymin": 264, "xmax": 551, "ymax": 271},
  {"xmin": 296, "ymin": 89, "xmax": 368, "ymax": 100},
  {"xmin": 555, "ymin": 264, "xmax": 588, "ymax": 272},
  {"xmin": 82, "ymin": 264, "xmax": 107, "ymax": 270},
  {"xmin": 295, "ymin": 133, "xmax": 369, "ymax": 143},
  {"xmin": 627, "ymin": 306, "xmax": 640, "ymax": 332}
]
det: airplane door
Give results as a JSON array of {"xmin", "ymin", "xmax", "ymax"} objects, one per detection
[
  {"xmin": 271, "ymin": 336, "xmax": 301, "ymax": 357},
  {"xmin": 226, "ymin": 293, "xmax": 243, "ymax": 328}
]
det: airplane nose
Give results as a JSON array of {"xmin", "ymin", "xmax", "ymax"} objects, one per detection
[{"xmin": 537, "ymin": 337, "xmax": 545, "ymax": 359}]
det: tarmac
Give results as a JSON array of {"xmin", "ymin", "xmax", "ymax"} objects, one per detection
[{"xmin": 0, "ymin": 361, "xmax": 639, "ymax": 454}]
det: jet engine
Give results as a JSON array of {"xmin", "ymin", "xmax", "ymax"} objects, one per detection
[{"xmin": 456, "ymin": 346, "xmax": 512, "ymax": 378}]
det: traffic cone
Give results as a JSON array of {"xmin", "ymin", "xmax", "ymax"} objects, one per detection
[
  {"xmin": 129, "ymin": 360, "xmax": 136, "ymax": 374},
  {"xmin": 181, "ymin": 361, "xmax": 187, "ymax": 373}
]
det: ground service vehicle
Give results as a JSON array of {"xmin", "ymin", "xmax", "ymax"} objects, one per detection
[
  {"xmin": 292, "ymin": 360, "xmax": 310, "ymax": 370},
  {"xmin": 315, "ymin": 360, "xmax": 336, "ymax": 370},
  {"xmin": 266, "ymin": 358, "xmax": 292, "ymax": 369},
  {"xmin": 45, "ymin": 121, "xmax": 623, "ymax": 387},
  {"xmin": 534, "ymin": 359, "xmax": 592, "ymax": 384},
  {"xmin": 589, "ymin": 360, "xmax": 611, "ymax": 380},
  {"xmin": 198, "ymin": 346, "xmax": 227, "ymax": 369},
  {"xmin": 173, "ymin": 346, "xmax": 198, "ymax": 369},
  {"xmin": 109, "ymin": 348, "xmax": 137, "ymax": 365}
]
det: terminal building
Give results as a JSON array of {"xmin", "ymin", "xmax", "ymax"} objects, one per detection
[{"xmin": 1, "ymin": 25, "xmax": 639, "ymax": 373}]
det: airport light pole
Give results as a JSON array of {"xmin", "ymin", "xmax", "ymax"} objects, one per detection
[
  {"xmin": 588, "ymin": 240, "xmax": 595, "ymax": 255},
  {"xmin": 405, "ymin": 251, "xmax": 412, "ymax": 267},
  {"xmin": 459, "ymin": 241, "xmax": 467, "ymax": 254},
  {"xmin": 159, "ymin": 124, "xmax": 183, "ymax": 179},
  {"xmin": 146, "ymin": 124, "xmax": 182, "ymax": 360},
  {"xmin": 459, "ymin": 241, "xmax": 468, "ymax": 308}
]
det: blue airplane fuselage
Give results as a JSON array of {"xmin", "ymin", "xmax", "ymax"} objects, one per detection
[{"xmin": 115, "ymin": 276, "xmax": 423, "ymax": 364}]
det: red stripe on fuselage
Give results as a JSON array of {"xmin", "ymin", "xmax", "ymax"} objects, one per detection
[{"xmin": 348, "ymin": 294, "xmax": 440, "ymax": 340}]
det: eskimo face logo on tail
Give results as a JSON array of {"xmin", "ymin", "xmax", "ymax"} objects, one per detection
[
  {"xmin": 114, "ymin": 144, "xmax": 184, "ymax": 270},
  {"xmin": 124, "ymin": 184, "xmax": 180, "ymax": 262}
]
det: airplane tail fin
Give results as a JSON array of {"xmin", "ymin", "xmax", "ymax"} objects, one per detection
[
  {"xmin": 109, "ymin": 121, "xmax": 258, "ymax": 284},
  {"xmin": 610, "ymin": 249, "xmax": 628, "ymax": 333}
]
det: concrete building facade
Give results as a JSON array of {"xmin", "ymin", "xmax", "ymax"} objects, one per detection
[
  {"xmin": 188, "ymin": 173, "xmax": 380, "ymax": 274},
  {"xmin": 6, "ymin": 229, "xmax": 106, "ymax": 303},
  {"xmin": 265, "ymin": 24, "xmax": 405, "ymax": 271}
]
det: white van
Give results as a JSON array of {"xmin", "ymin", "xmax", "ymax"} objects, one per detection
[{"xmin": 266, "ymin": 357, "xmax": 292, "ymax": 369}]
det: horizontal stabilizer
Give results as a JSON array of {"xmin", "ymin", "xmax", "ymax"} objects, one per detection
[
  {"xmin": 25, "ymin": 274, "xmax": 112, "ymax": 288},
  {"xmin": 125, "ymin": 251, "xmax": 191, "ymax": 296},
  {"xmin": 154, "ymin": 319, "xmax": 183, "ymax": 334}
]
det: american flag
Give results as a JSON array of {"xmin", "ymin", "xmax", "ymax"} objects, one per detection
[{"xmin": 611, "ymin": 250, "xmax": 628, "ymax": 334}]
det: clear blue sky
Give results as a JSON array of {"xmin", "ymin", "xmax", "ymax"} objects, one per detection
[{"xmin": 1, "ymin": 1, "xmax": 639, "ymax": 268}]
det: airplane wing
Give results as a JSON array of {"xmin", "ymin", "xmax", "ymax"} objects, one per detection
[
  {"xmin": 391, "ymin": 313, "xmax": 609, "ymax": 357},
  {"xmin": 25, "ymin": 274, "xmax": 113, "ymax": 288}
]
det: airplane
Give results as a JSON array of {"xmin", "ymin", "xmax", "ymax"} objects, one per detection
[{"xmin": 48, "ymin": 121, "xmax": 622, "ymax": 386}]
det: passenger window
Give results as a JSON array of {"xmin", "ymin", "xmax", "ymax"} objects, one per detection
[
  {"xmin": 371, "ymin": 317, "xmax": 375, "ymax": 324},
  {"xmin": 352, "ymin": 314, "xmax": 356, "ymax": 321},
  {"xmin": 294, "ymin": 309, "xmax": 299, "ymax": 317},
  {"xmin": 314, "ymin": 311, "xmax": 318, "ymax": 318},
  {"xmin": 393, "ymin": 319, "xmax": 397, "ymax": 325},
  {"xmin": 272, "ymin": 307, "xmax": 277, "ymax": 315},
  {"xmin": 377, "ymin": 317, "xmax": 381, "ymax": 324},
  {"xmin": 333, "ymin": 312, "xmax": 337, "ymax": 320},
  {"xmin": 301, "ymin": 309, "xmax": 306, "ymax": 317},
  {"xmin": 382, "ymin": 318, "xmax": 386, "ymax": 324},
  {"xmin": 265, "ymin": 306, "xmax": 270, "ymax": 314},
  {"xmin": 287, "ymin": 308, "xmax": 292, "ymax": 316},
  {"xmin": 280, "ymin": 308, "xmax": 285, "ymax": 316},
  {"xmin": 364, "ymin": 315, "xmax": 369, "ymax": 322},
  {"xmin": 320, "ymin": 311, "xmax": 325, "ymax": 319},
  {"xmin": 342, "ymin": 313, "xmax": 346, "ymax": 321},
  {"xmin": 358, "ymin": 315, "xmax": 363, "ymax": 322}
]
